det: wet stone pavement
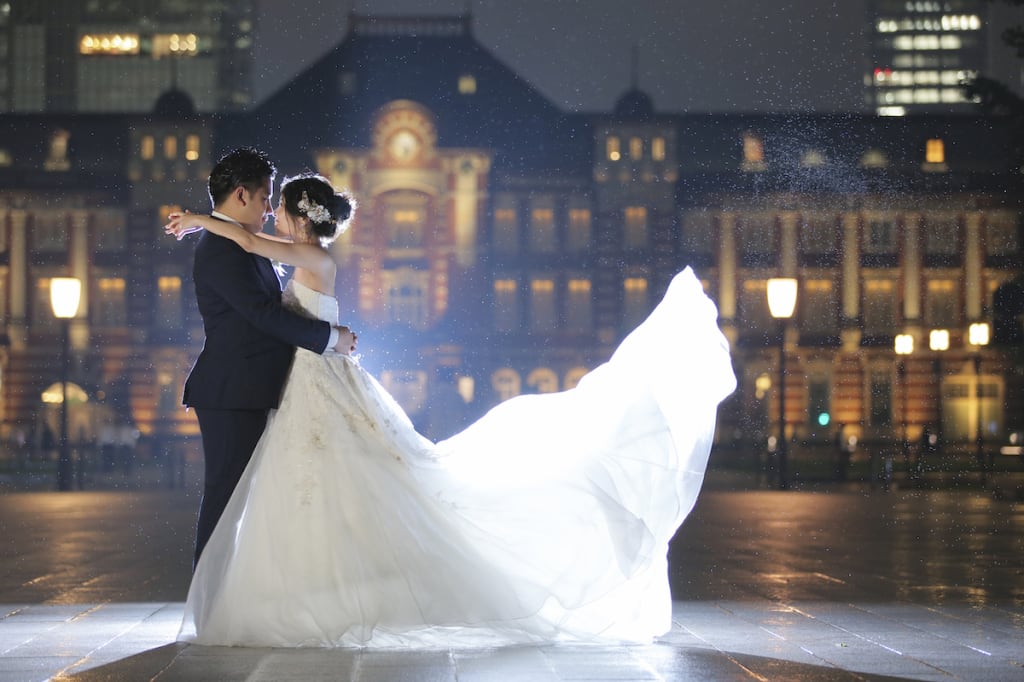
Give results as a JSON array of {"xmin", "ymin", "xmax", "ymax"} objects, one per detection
[{"xmin": 0, "ymin": 470, "xmax": 1023, "ymax": 681}]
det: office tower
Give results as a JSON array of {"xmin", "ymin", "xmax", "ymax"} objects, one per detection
[
  {"xmin": 866, "ymin": 0, "xmax": 990, "ymax": 115},
  {"xmin": 0, "ymin": 0, "xmax": 254, "ymax": 113}
]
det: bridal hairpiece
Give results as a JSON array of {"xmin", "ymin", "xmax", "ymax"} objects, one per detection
[{"xmin": 297, "ymin": 191, "xmax": 332, "ymax": 224}]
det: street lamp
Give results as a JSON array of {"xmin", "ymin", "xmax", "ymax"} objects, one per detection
[
  {"xmin": 50, "ymin": 277, "xmax": 81, "ymax": 492},
  {"xmin": 767, "ymin": 277, "xmax": 797, "ymax": 490},
  {"xmin": 929, "ymin": 329, "xmax": 949, "ymax": 455},
  {"xmin": 895, "ymin": 334, "xmax": 913, "ymax": 480},
  {"xmin": 969, "ymin": 322, "xmax": 990, "ymax": 475}
]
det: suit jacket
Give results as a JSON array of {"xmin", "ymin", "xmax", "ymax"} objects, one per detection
[{"xmin": 183, "ymin": 228, "xmax": 331, "ymax": 410}]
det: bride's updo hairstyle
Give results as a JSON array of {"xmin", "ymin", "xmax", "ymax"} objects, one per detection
[{"xmin": 280, "ymin": 173, "xmax": 355, "ymax": 245}]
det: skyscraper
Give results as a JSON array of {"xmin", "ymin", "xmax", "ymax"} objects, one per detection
[
  {"xmin": 865, "ymin": 0, "xmax": 990, "ymax": 116},
  {"xmin": 0, "ymin": 0, "xmax": 255, "ymax": 113}
]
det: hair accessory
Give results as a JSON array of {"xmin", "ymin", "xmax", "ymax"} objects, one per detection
[{"xmin": 297, "ymin": 191, "xmax": 332, "ymax": 224}]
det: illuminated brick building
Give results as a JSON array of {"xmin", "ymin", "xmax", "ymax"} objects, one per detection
[{"xmin": 0, "ymin": 14, "xmax": 1021, "ymax": 472}]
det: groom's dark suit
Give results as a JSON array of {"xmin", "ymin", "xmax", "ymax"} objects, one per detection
[{"xmin": 185, "ymin": 224, "xmax": 330, "ymax": 566}]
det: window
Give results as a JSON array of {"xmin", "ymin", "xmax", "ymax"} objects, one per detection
[
  {"xmin": 385, "ymin": 194, "xmax": 427, "ymax": 248},
  {"xmin": 163, "ymin": 136, "xmax": 177, "ymax": 160},
  {"xmin": 801, "ymin": 279, "xmax": 838, "ymax": 336},
  {"xmin": 94, "ymin": 277, "xmax": 126, "ymax": 327},
  {"xmin": 742, "ymin": 132, "xmax": 765, "ymax": 170},
  {"xmin": 384, "ymin": 268, "xmax": 429, "ymax": 329},
  {"xmin": 737, "ymin": 216, "xmax": 777, "ymax": 265},
  {"xmin": 807, "ymin": 378, "xmax": 831, "ymax": 427},
  {"xmin": 869, "ymin": 372, "xmax": 892, "ymax": 427},
  {"xmin": 33, "ymin": 212, "xmax": 67, "ymax": 251},
  {"xmin": 864, "ymin": 219, "xmax": 897, "ymax": 255},
  {"xmin": 564, "ymin": 367, "xmax": 590, "ymax": 390},
  {"xmin": 44, "ymin": 129, "xmax": 70, "ymax": 171},
  {"xmin": 651, "ymin": 137, "xmax": 666, "ymax": 161},
  {"xmin": 152, "ymin": 33, "xmax": 198, "ymax": 57},
  {"xmin": 94, "ymin": 212, "xmax": 126, "ymax": 252},
  {"xmin": 493, "ymin": 201, "xmax": 518, "ymax": 254},
  {"xmin": 606, "ymin": 136, "xmax": 621, "ymax": 162},
  {"xmin": 799, "ymin": 216, "xmax": 838, "ymax": 256},
  {"xmin": 33, "ymin": 278, "xmax": 60, "ymax": 329},
  {"xmin": 156, "ymin": 275, "xmax": 182, "ymax": 328},
  {"xmin": 493, "ymin": 278, "xmax": 519, "ymax": 332},
  {"xmin": 925, "ymin": 138, "xmax": 945, "ymax": 164},
  {"xmin": 79, "ymin": 33, "xmax": 140, "ymax": 55},
  {"xmin": 739, "ymin": 279, "xmax": 771, "ymax": 334},
  {"xmin": 185, "ymin": 134, "xmax": 200, "ymax": 162},
  {"xmin": 624, "ymin": 206, "xmax": 648, "ymax": 249},
  {"xmin": 629, "ymin": 137, "xmax": 643, "ymax": 160},
  {"xmin": 458, "ymin": 74, "xmax": 476, "ymax": 94},
  {"xmin": 526, "ymin": 368, "xmax": 558, "ymax": 394},
  {"xmin": 923, "ymin": 217, "xmax": 958, "ymax": 255},
  {"xmin": 140, "ymin": 135, "xmax": 154, "ymax": 160},
  {"xmin": 681, "ymin": 212, "xmax": 716, "ymax": 260},
  {"xmin": 565, "ymin": 278, "xmax": 592, "ymax": 333},
  {"xmin": 567, "ymin": 205, "xmax": 591, "ymax": 253},
  {"xmin": 491, "ymin": 369, "xmax": 521, "ymax": 402},
  {"xmin": 863, "ymin": 279, "xmax": 897, "ymax": 335},
  {"xmin": 925, "ymin": 279, "xmax": 960, "ymax": 328},
  {"xmin": 530, "ymin": 278, "xmax": 557, "ymax": 332},
  {"xmin": 529, "ymin": 201, "xmax": 556, "ymax": 254},
  {"xmin": 623, "ymin": 277, "xmax": 649, "ymax": 330},
  {"xmin": 985, "ymin": 215, "xmax": 1020, "ymax": 256}
]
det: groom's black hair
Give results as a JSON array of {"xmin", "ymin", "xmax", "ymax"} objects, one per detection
[{"xmin": 208, "ymin": 147, "xmax": 277, "ymax": 207}]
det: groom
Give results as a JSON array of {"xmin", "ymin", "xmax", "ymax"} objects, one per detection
[{"xmin": 183, "ymin": 147, "xmax": 356, "ymax": 567}]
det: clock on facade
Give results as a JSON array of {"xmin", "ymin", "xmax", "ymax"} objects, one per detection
[{"xmin": 388, "ymin": 129, "xmax": 421, "ymax": 161}]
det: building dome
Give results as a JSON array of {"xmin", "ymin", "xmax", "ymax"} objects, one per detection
[
  {"xmin": 613, "ymin": 88, "xmax": 654, "ymax": 120},
  {"xmin": 153, "ymin": 88, "xmax": 196, "ymax": 118}
]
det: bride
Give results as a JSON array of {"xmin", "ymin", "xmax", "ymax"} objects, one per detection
[{"xmin": 165, "ymin": 173, "xmax": 736, "ymax": 649}]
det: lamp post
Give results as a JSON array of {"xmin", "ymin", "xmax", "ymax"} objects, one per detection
[
  {"xmin": 767, "ymin": 277, "xmax": 797, "ymax": 490},
  {"xmin": 895, "ymin": 334, "xmax": 913, "ymax": 481},
  {"xmin": 969, "ymin": 322, "xmax": 990, "ymax": 477},
  {"xmin": 50, "ymin": 277, "xmax": 81, "ymax": 492},
  {"xmin": 929, "ymin": 329, "xmax": 949, "ymax": 459}
]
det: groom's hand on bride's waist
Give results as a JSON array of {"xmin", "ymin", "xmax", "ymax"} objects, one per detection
[{"xmin": 331, "ymin": 326, "xmax": 357, "ymax": 355}]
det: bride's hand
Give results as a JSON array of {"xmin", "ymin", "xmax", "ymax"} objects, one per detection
[{"xmin": 164, "ymin": 210, "xmax": 206, "ymax": 240}]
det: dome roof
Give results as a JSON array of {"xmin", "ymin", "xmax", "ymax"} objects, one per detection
[
  {"xmin": 613, "ymin": 88, "xmax": 654, "ymax": 120},
  {"xmin": 153, "ymin": 88, "xmax": 195, "ymax": 118}
]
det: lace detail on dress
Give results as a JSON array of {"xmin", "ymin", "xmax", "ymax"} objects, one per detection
[{"xmin": 282, "ymin": 279, "xmax": 340, "ymax": 326}]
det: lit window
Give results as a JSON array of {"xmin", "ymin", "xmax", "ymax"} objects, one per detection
[
  {"xmin": 157, "ymin": 275, "xmax": 182, "ymax": 328},
  {"xmin": 140, "ymin": 135, "xmax": 154, "ymax": 160},
  {"xmin": 624, "ymin": 206, "xmax": 648, "ymax": 249},
  {"xmin": 925, "ymin": 138, "xmax": 944, "ymax": 164},
  {"xmin": 529, "ymin": 205, "xmax": 556, "ymax": 253},
  {"xmin": 79, "ymin": 33, "xmax": 140, "ymax": 55},
  {"xmin": 863, "ymin": 279, "xmax": 897, "ymax": 335},
  {"xmin": 493, "ymin": 205, "xmax": 518, "ymax": 254},
  {"xmin": 493, "ymin": 278, "xmax": 519, "ymax": 332},
  {"xmin": 623, "ymin": 277, "xmax": 649, "ymax": 330},
  {"xmin": 458, "ymin": 74, "xmax": 476, "ymax": 94},
  {"xmin": 530, "ymin": 278, "xmax": 557, "ymax": 332},
  {"xmin": 567, "ymin": 206, "xmax": 591, "ymax": 252},
  {"xmin": 44, "ymin": 129, "xmax": 71, "ymax": 171},
  {"xmin": 651, "ymin": 137, "xmax": 666, "ymax": 161},
  {"xmin": 606, "ymin": 136, "xmax": 621, "ymax": 161},
  {"xmin": 926, "ymin": 279, "xmax": 960, "ymax": 328},
  {"xmin": 629, "ymin": 137, "xmax": 643, "ymax": 160},
  {"xmin": 0, "ymin": 149, "xmax": 12, "ymax": 166},
  {"xmin": 566, "ymin": 278, "xmax": 592, "ymax": 332},
  {"xmin": 164, "ymin": 136, "xmax": 178, "ymax": 160},
  {"xmin": 95, "ymin": 277, "xmax": 127, "ymax": 327},
  {"xmin": 152, "ymin": 33, "xmax": 199, "ymax": 58},
  {"xmin": 185, "ymin": 134, "xmax": 200, "ymax": 161},
  {"xmin": 526, "ymin": 368, "xmax": 559, "ymax": 394},
  {"xmin": 742, "ymin": 132, "xmax": 765, "ymax": 170}
]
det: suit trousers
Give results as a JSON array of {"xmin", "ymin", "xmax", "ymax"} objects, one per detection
[{"xmin": 192, "ymin": 407, "xmax": 270, "ymax": 569}]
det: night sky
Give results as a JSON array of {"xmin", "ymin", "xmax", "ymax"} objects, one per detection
[{"xmin": 255, "ymin": 0, "xmax": 1024, "ymax": 114}]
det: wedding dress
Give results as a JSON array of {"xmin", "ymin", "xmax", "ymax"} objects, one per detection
[{"xmin": 178, "ymin": 267, "xmax": 736, "ymax": 648}]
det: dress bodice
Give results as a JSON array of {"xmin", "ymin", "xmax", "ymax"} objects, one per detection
[{"xmin": 282, "ymin": 279, "xmax": 339, "ymax": 326}]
